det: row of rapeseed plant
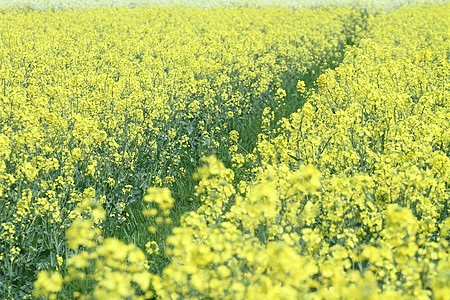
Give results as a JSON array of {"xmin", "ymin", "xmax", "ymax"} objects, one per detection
[
  {"xmin": 0, "ymin": 1, "xmax": 448, "ymax": 299},
  {"xmin": 141, "ymin": 3, "xmax": 450, "ymax": 299}
]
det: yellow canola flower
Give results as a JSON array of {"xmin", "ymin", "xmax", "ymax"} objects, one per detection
[
  {"xmin": 33, "ymin": 271, "xmax": 63, "ymax": 299},
  {"xmin": 146, "ymin": 241, "xmax": 159, "ymax": 255},
  {"xmin": 143, "ymin": 187, "xmax": 174, "ymax": 210},
  {"xmin": 244, "ymin": 183, "xmax": 279, "ymax": 221},
  {"xmin": 440, "ymin": 218, "xmax": 450, "ymax": 238},
  {"xmin": 66, "ymin": 218, "xmax": 100, "ymax": 250},
  {"xmin": 94, "ymin": 272, "xmax": 134, "ymax": 299},
  {"xmin": 384, "ymin": 204, "xmax": 419, "ymax": 237},
  {"xmin": 286, "ymin": 164, "xmax": 321, "ymax": 196}
]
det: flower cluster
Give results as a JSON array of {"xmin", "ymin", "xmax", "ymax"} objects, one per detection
[{"xmin": 34, "ymin": 194, "xmax": 160, "ymax": 299}]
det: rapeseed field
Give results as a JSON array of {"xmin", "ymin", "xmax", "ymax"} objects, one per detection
[{"xmin": 0, "ymin": 0, "xmax": 448, "ymax": 299}]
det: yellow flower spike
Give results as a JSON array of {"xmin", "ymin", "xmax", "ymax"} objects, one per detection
[
  {"xmin": 56, "ymin": 254, "xmax": 64, "ymax": 270},
  {"xmin": 229, "ymin": 130, "xmax": 239, "ymax": 143},
  {"xmin": 148, "ymin": 226, "xmax": 157, "ymax": 234},
  {"xmin": 142, "ymin": 208, "xmax": 158, "ymax": 217},
  {"xmin": 66, "ymin": 218, "xmax": 99, "ymax": 250},
  {"xmin": 91, "ymin": 208, "xmax": 106, "ymax": 221},
  {"xmin": 33, "ymin": 271, "xmax": 63, "ymax": 298},
  {"xmin": 440, "ymin": 217, "xmax": 450, "ymax": 238},
  {"xmin": 143, "ymin": 187, "xmax": 174, "ymax": 210},
  {"xmin": 297, "ymin": 80, "xmax": 307, "ymax": 96},
  {"xmin": 67, "ymin": 251, "xmax": 91, "ymax": 269},
  {"xmin": 246, "ymin": 183, "xmax": 279, "ymax": 221},
  {"xmin": 146, "ymin": 241, "xmax": 159, "ymax": 255}
]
